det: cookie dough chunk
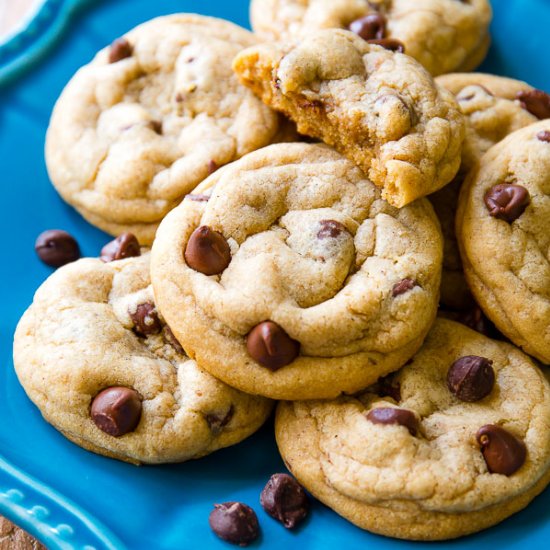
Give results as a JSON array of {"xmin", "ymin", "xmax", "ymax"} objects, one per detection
[
  {"xmin": 250, "ymin": 0, "xmax": 492, "ymax": 76},
  {"xmin": 45, "ymin": 15, "xmax": 279, "ymax": 245},
  {"xmin": 151, "ymin": 143, "xmax": 443, "ymax": 400},
  {"xmin": 13, "ymin": 253, "xmax": 272, "ymax": 464},
  {"xmin": 431, "ymin": 74, "xmax": 540, "ymax": 310},
  {"xmin": 276, "ymin": 319, "xmax": 550, "ymax": 540},
  {"xmin": 233, "ymin": 30, "xmax": 465, "ymax": 208},
  {"xmin": 457, "ymin": 121, "xmax": 550, "ymax": 364}
]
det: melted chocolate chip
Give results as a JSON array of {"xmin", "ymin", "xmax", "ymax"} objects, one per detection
[
  {"xmin": 130, "ymin": 302, "xmax": 162, "ymax": 336},
  {"xmin": 367, "ymin": 38, "xmax": 405, "ymax": 53},
  {"xmin": 205, "ymin": 405, "xmax": 234, "ymax": 434},
  {"xmin": 260, "ymin": 474, "xmax": 309, "ymax": 529},
  {"xmin": 208, "ymin": 160, "xmax": 218, "ymax": 174},
  {"xmin": 447, "ymin": 356, "xmax": 495, "ymax": 402},
  {"xmin": 476, "ymin": 425, "xmax": 526, "ymax": 475},
  {"xmin": 108, "ymin": 38, "xmax": 133, "ymax": 63},
  {"xmin": 349, "ymin": 14, "xmax": 387, "ymax": 41},
  {"xmin": 516, "ymin": 89, "xmax": 550, "ymax": 119},
  {"xmin": 91, "ymin": 387, "xmax": 142, "ymax": 437},
  {"xmin": 209, "ymin": 502, "xmax": 259, "ymax": 546},
  {"xmin": 246, "ymin": 321, "xmax": 300, "ymax": 371},
  {"xmin": 366, "ymin": 407, "xmax": 418, "ymax": 435},
  {"xmin": 184, "ymin": 226, "xmax": 231, "ymax": 275},
  {"xmin": 100, "ymin": 233, "xmax": 141, "ymax": 262},
  {"xmin": 537, "ymin": 130, "xmax": 550, "ymax": 142},
  {"xmin": 35, "ymin": 229, "xmax": 80, "ymax": 267},
  {"xmin": 163, "ymin": 326, "xmax": 185, "ymax": 354},
  {"xmin": 317, "ymin": 219, "xmax": 346, "ymax": 239},
  {"xmin": 484, "ymin": 184, "xmax": 530, "ymax": 223},
  {"xmin": 392, "ymin": 278, "xmax": 417, "ymax": 297}
]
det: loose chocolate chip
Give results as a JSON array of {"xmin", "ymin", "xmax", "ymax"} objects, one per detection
[
  {"xmin": 392, "ymin": 278, "xmax": 416, "ymax": 297},
  {"xmin": 130, "ymin": 302, "xmax": 162, "ymax": 336},
  {"xmin": 476, "ymin": 425, "xmax": 526, "ymax": 475},
  {"xmin": 100, "ymin": 233, "xmax": 141, "ymax": 262},
  {"xmin": 317, "ymin": 219, "xmax": 346, "ymax": 239},
  {"xmin": 484, "ymin": 184, "xmax": 530, "ymax": 223},
  {"xmin": 91, "ymin": 387, "xmax": 142, "ymax": 437},
  {"xmin": 108, "ymin": 38, "xmax": 133, "ymax": 63},
  {"xmin": 246, "ymin": 321, "xmax": 300, "ymax": 371},
  {"xmin": 205, "ymin": 405, "xmax": 234, "ymax": 434},
  {"xmin": 377, "ymin": 374, "xmax": 401, "ymax": 402},
  {"xmin": 185, "ymin": 193, "xmax": 210, "ymax": 202},
  {"xmin": 349, "ymin": 14, "xmax": 386, "ymax": 41},
  {"xmin": 516, "ymin": 89, "xmax": 550, "ymax": 119},
  {"xmin": 260, "ymin": 473, "xmax": 309, "ymax": 529},
  {"xmin": 447, "ymin": 356, "xmax": 495, "ymax": 402},
  {"xmin": 163, "ymin": 326, "xmax": 185, "ymax": 354},
  {"xmin": 367, "ymin": 38, "xmax": 405, "ymax": 53},
  {"xmin": 209, "ymin": 502, "xmax": 259, "ymax": 546},
  {"xmin": 35, "ymin": 229, "xmax": 80, "ymax": 267},
  {"xmin": 537, "ymin": 130, "xmax": 550, "ymax": 142},
  {"xmin": 184, "ymin": 226, "xmax": 231, "ymax": 275},
  {"xmin": 366, "ymin": 407, "xmax": 418, "ymax": 435}
]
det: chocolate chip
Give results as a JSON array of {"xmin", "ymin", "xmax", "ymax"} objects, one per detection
[
  {"xmin": 377, "ymin": 374, "xmax": 401, "ymax": 402},
  {"xmin": 392, "ymin": 278, "xmax": 416, "ymax": 297},
  {"xmin": 260, "ymin": 473, "xmax": 309, "ymax": 529},
  {"xmin": 516, "ymin": 89, "xmax": 550, "ymax": 119},
  {"xmin": 246, "ymin": 321, "xmax": 300, "ymax": 371},
  {"xmin": 537, "ymin": 130, "xmax": 550, "ymax": 142},
  {"xmin": 484, "ymin": 184, "xmax": 530, "ymax": 223},
  {"xmin": 35, "ymin": 230, "xmax": 80, "ymax": 267},
  {"xmin": 185, "ymin": 193, "xmax": 210, "ymax": 202},
  {"xmin": 476, "ymin": 425, "xmax": 526, "ymax": 475},
  {"xmin": 108, "ymin": 38, "xmax": 133, "ymax": 63},
  {"xmin": 366, "ymin": 407, "xmax": 418, "ymax": 435},
  {"xmin": 367, "ymin": 38, "xmax": 406, "ymax": 53},
  {"xmin": 163, "ymin": 326, "xmax": 185, "ymax": 354},
  {"xmin": 209, "ymin": 502, "xmax": 259, "ymax": 546},
  {"xmin": 208, "ymin": 160, "xmax": 218, "ymax": 174},
  {"xmin": 447, "ymin": 356, "xmax": 495, "ymax": 402},
  {"xmin": 349, "ymin": 14, "xmax": 386, "ymax": 41},
  {"xmin": 130, "ymin": 302, "xmax": 162, "ymax": 336},
  {"xmin": 91, "ymin": 387, "xmax": 142, "ymax": 437},
  {"xmin": 205, "ymin": 405, "xmax": 234, "ymax": 434},
  {"xmin": 100, "ymin": 233, "xmax": 141, "ymax": 262},
  {"xmin": 184, "ymin": 226, "xmax": 231, "ymax": 275},
  {"xmin": 317, "ymin": 219, "xmax": 346, "ymax": 239}
]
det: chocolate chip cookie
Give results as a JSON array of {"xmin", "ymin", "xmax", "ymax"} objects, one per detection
[
  {"xmin": 233, "ymin": 29, "xmax": 465, "ymax": 208},
  {"xmin": 13, "ymin": 252, "xmax": 272, "ymax": 464},
  {"xmin": 45, "ymin": 15, "xmax": 279, "ymax": 245},
  {"xmin": 276, "ymin": 319, "xmax": 550, "ymax": 540},
  {"xmin": 250, "ymin": 0, "xmax": 492, "ymax": 76},
  {"xmin": 431, "ymin": 74, "xmax": 544, "ymax": 310},
  {"xmin": 457, "ymin": 121, "xmax": 550, "ymax": 364},
  {"xmin": 151, "ymin": 143, "xmax": 443, "ymax": 400}
]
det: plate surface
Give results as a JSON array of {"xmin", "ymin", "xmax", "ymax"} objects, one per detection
[{"xmin": 1, "ymin": 0, "xmax": 549, "ymax": 548}]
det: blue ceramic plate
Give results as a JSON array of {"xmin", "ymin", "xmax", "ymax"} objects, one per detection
[{"xmin": 1, "ymin": 1, "xmax": 549, "ymax": 548}]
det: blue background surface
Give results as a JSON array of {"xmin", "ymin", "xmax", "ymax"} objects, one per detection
[{"xmin": 0, "ymin": 0, "xmax": 549, "ymax": 548}]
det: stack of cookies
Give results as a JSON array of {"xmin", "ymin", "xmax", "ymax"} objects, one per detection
[{"xmin": 12, "ymin": 0, "xmax": 550, "ymax": 544}]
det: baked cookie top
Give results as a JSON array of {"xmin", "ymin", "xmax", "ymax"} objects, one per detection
[
  {"xmin": 250, "ymin": 0, "xmax": 492, "ymax": 76},
  {"xmin": 457, "ymin": 121, "xmax": 550, "ymax": 364},
  {"xmin": 233, "ymin": 29, "xmax": 465, "ymax": 208},
  {"xmin": 276, "ymin": 319, "xmax": 550, "ymax": 540},
  {"xmin": 45, "ymin": 15, "xmax": 279, "ymax": 244},
  {"xmin": 151, "ymin": 143, "xmax": 443, "ymax": 400},
  {"xmin": 13, "ymin": 252, "xmax": 272, "ymax": 464}
]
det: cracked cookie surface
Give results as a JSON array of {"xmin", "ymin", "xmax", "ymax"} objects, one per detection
[
  {"xmin": 151, "ymin": 143, "xmax": 443, "ymax": 400},
  {"xmin": 457, "ymin": 121, "xmax": 550, "ymax": 364},
  {"xmin": 250, "ymin": 0, "xmax": 492, "ymax": 76},
  {"xmin": 13, "ymin": 252, "xmax": 272, "ymax": 464},
  {"xmin": 431, "ymin": 73, "xmax": 538, "ymax": 310},
  {"xmin": 276, "ymin": 319, "xmax": 550, "ymax": 540},
  {"xmin": 45, "ymin": 15, "xmax": 279, "ymax": 245},
  {"xmin": 233, "ymin": 29, "xmax": 465, "ymax": 208}
]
